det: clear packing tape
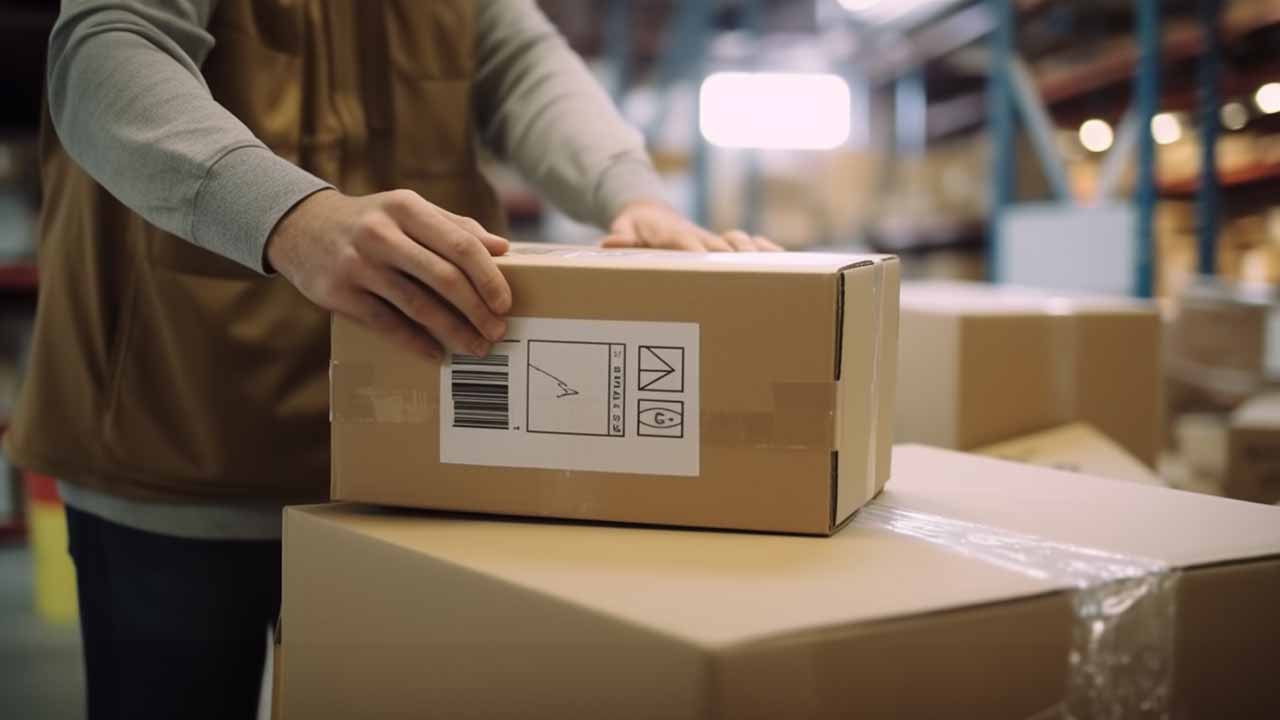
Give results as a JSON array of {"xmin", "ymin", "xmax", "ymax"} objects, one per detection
[{"xmin": 852, "ymin": 502, "xmax": 1180, "ymax": 720}]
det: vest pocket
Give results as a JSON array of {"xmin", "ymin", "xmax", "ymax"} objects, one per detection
[
  {"xmin": 383, "ymin": 0, "xmax": 475, "ymax": 81},
  {"xmin": 203, "ymin": 24, "xmax": 305, "ymax": 163},
  {"xmin": 389, "ymin": 78, "xmax": 474, "ymax": 177},
  {"xmin": 100, "ymin": 267, "xmax": 330, "ymax": 495}
]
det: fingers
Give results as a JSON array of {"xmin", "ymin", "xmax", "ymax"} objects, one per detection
[
  {"xmin": 600, "ymin": 235, "xmax": 642, "ymax": 248},
  {"xmin": 697, "ymin": 231, "xmax": 731, "ymax": 252},
  {"xmin": 360, "ymin": 226, "xmax": 507, "ymax": 346},
  {"xmin": 336, "ymin": 290, "xmax": 444, "ymax": 361},
  {"xmin": 722, "ymin": 230, "xmax": 755, "ymax": 252},
  {"xmin": 442, "ymin": 211, "xmax": 510, "ymax": 257},
  {"xmin": 382, "ymin": 191, "xmax": 512, "ymax": 314},
  {"xmin": 363, "ymin": 265, "xmax": 495, "ymax": 357},
  {"xmin": 755, "ymin": 235, "xmax": 784, "ymax": 252}
]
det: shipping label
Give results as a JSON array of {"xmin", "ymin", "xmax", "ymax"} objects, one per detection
[{"xmin": 440, "ymin": 317, "xmax": 699, "ymax": 476}]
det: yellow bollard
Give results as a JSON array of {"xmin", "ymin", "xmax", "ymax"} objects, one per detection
[{"xmin": 26, "ymin": 472, "xmax": 78, "ymax": 625}]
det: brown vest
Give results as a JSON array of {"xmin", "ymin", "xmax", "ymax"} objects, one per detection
[{"xmin": 4, "ymin": 0, "xmax": 505, "ymax": 503}]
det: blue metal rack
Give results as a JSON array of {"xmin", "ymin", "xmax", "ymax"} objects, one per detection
[{"xmin": 985, "ymin": 0, "xmax": 1225, "ymax": 297}]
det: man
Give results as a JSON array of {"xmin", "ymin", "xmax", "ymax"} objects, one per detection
[{"xmin": 7, "ymin": 1, "xmax": 778, "ymax": 717}]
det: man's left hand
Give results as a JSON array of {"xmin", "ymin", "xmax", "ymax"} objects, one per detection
[{"xmin": 602, "ymin": 200, "xmax": 783, "ymax": 252}]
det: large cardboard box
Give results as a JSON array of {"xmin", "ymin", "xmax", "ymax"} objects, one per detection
[
  {"xmin": 897, "ymin": 281, "xmax": 1163, "ymax": 465},
  {"xmin": 1227, "ymin": 393, "xmax": 1280, "ymax": 504},
  {"xmin": 975, "ymin": 422, "xmax": 1162, "ymax": 485},
  {"xmin": 331, "ymin": 246, "xmax": 900, "ymax": 535},
  {"xmin": 280, "ymin": 446, "xmax": 1280, "ymax": 719}
]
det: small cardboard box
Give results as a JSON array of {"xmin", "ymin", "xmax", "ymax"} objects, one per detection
[
  {"xmin": 897, "ymin": 281, "xmax": 1163, "ymax": 465},
  {"xmin": 1164, "ymin": 286, "xmax": 1270, "ymax": 412},
  {"xmin": 975, "ymin": 422, "xmax": 1162, "ymax": 486},
  {"xmin": 281, "ymin": 446, "xmax": 1280, "ymax": 719},
  {"xmin": 331, "ymin": 246, "xmax": 900, "ymax": 535},
  {"xmin": 1227, "ymin": 393, "xmax": 1280, "ymax": 504}
]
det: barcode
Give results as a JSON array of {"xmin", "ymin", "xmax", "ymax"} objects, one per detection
[{"xmin": 450, "ymin": 353, "xmax": 510, "ymax": 430}]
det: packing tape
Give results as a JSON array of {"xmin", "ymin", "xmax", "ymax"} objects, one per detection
[
  {"xmin": 334, "ymin": 359, "xmax": 836, "ymax": 448},
  {"xmin": 703, "ymin": 382, "xmax": 837, "ymax": 449},
  {"xmin": 852, "ymin": 501, "xmax": 1178, "ymax": 719},
  {"xmin": 330, "ymin": 363, "xmax": 433, "ymax": 424},
  {"xmin": 1048, "ymin": 314, "xmax": 1079, "ymax": 424}
]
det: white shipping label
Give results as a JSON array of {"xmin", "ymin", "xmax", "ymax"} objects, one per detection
[{"xmin": 440, "ymin": 317, "xmax": 699, "ymax": 476}]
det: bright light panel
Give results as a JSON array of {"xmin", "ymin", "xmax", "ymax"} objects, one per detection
[
  {"xmin": 1255, "ymin": 82, "xmax": 1280, "ymax": 114},
  {"xmin": 1220, "ymin": 101, "xmax": 1249, "ymax": 130},
  {"xmin": 1078, "ymin": 118, "xmax": 1114, "ymax": 153},
  {"xmin": 838, "ymin": 0, "xmax": 945, "ymax": 24},
  {"xmin": 699, "ymin": 72, "xmax": 851, "ymax": 150},
  {"xmin": 1151, "ymin": 112, "xmax": 1181, "ymax": 145}
]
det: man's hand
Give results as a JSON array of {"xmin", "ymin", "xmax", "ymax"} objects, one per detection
[
  {"xmin": 602, "ymin": 200, "xmax": 783, "ymax": 252},
  {"xmin": 267, "ymin": 189, "xmax": 511, "ymax": 360}
]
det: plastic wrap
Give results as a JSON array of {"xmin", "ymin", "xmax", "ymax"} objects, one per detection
[{"xmin": 852, "ymin": 502, "xmax": 1179, "ymax": 719}]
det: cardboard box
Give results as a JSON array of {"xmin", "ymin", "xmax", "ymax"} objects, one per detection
[
  {"xmin": 1175, "ymin": 412, "xmax": 1230, "ymax": 481},
  {"xmin": 1227, "ymin": 393, "xmax": 1280, "ymax": 504},
  {"xmin": 331, "ymin": 246, "xmax": 900, "ymax": 535},
  {"xmin": 280, "ymin": 446, "xmax": 1280, "ymax": 719},
  {"xmin": 1164, "ymin": 285, "xmax": 1272, "ymax": 420},
  {"xmin": 975, "ymin": 422, "xmax": 1162, "ymax": 486},
  {"xmin": 1167, "ymin": 288, "xmax": 1269, "ymax": 380},
  {"xmin": 897, "ymin": 281, "xmax": 1163, "ymax": 465}
]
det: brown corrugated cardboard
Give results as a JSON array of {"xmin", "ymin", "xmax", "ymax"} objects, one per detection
[
  {"xmin": 1165, "ymin": 286, "xmax": 1270, "ymax": 413},
  {"xmin": 1175, "ymin": 412, "xmax": 1230, "ymax": 480},
  {"xmin": 331, "ymin": 245, "xmax": 900, "ymax": 535},
  {"xmin": 280, "ymin": 446, "xmax": 1280, "ymax": 719},
  {"xmin": 897, "ymin": 281, "xmax": 1163, "ymax": 465},
  {"xmin": 975, "ymin": 422, "xmax": 1162, "ymax": 485},
  {"xmin": 1227, "ymin": 393, "xmax": 1280, "ymax": 504}
]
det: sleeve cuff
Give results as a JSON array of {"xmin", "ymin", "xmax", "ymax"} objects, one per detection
[
  {"xmin": 591, "ymin": 157, "xmax": 670, "ymax": 228},
  {"xmin": 190, "ymin": 146, "xmax": 333, "ymax": 273}
]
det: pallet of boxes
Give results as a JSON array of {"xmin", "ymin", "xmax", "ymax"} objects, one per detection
[
  {"xmin": 1163, "ymin": 280, "xmax": 1280, "ymax": 502},
  {"xmin": 275, "ymin": 250, "xmax": 1280, "ymax": 719}
]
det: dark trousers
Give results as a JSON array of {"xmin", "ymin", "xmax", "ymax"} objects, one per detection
[{"xmin": 65, "ymin": 505, "xmax": 281, "ymax": 720}]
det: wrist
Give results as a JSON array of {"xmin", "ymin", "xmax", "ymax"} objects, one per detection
[{"xmin": 265, "ymin": 188, "xmax": 339, "ymax": 274}]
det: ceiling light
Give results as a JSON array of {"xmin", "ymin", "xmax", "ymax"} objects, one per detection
[{"xmin": 1078, "ymin": 119, "xmax": 1114, "ymax": 153}]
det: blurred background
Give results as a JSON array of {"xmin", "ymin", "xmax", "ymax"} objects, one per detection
[{"xmin": 1, "ymin": 1, "xmax": 1278, "ymax": 717}]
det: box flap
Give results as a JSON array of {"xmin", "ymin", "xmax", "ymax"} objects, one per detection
[
  {"xmin": 294, "ymin": 446, "xmax": 1280, "ymax": 651},
  {"xmin": 498, "ymin": 243, "xmax": 893, "ymax": 275},
  {"xmin": 975, "ymin": 423, "xmax": 1162, "ymax": 485},
  {"xmin": 834, "ymin": 257, "xmax": 899, "ymax": 526},
  {"xmin": 1233, "ymin": 392, "xmax": 1280, "ymax": 430}
]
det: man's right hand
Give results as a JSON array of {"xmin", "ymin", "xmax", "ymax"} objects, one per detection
[{"xmin": 266, "ymin": 189, "xmax": 511, "ymax": 360}]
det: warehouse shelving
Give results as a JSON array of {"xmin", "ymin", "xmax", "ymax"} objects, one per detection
[
  {"xmin": 1160, "ymin": 159, "xmax": 1280, "ymax": 197},
  {"xmin": 0, "ymin": 262, "xmax": 37, "ymax": 293}
]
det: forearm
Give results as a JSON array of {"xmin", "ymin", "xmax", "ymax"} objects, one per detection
[
  {"xmin": 474, "ymin": 0, "xmax": 667, "ymax": 228},
  {"xmin": 48, "ymin": 0, "xmax": 330, "ymax": 271}
]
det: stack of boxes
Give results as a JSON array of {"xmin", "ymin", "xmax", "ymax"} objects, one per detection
[
  {"xmin": 894, "ymin": 281, "xmax": 1163, "ymax": 473},
  {"xmin": 278, "ymin": 250, "xmax": 1280, "ymax": 718},
  {"xmin": 1165, "ymin": 281, "xmax": 1279, "ymax": 496}
]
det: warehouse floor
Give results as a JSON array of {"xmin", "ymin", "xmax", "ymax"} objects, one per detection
[{"xmin": 0, "ymin": 545, "xmax": 84, "ymax": 720}]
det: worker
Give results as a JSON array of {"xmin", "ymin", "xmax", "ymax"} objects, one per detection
[{"xmin": 6, "ymin": 1, "xmax": 779, "ymax": 718}]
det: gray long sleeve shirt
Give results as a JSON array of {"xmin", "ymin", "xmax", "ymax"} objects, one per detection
[
  {"xmin": 49, "ymin": 0, "xmax": 667, "ymax": 272},
  {"xmin": 49, "ymin": 0, "xmax": 667, "ymax": 539}
]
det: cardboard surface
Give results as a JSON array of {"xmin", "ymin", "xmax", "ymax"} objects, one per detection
[
  {"xmin": 897, "ymin": 281, "xmax": 1163, "ymax": 465},
  {"xmin": 331, "ymin": 245, "xmax": 899, "ymax": 535},
  {"xmin": 1228, "ymin": 393, "xmax": 1280, "ymax": 503},
  {"xmin": 975, "ymin": 422, "xmax": 1162, "ymax": 485},
  {"xmin": 282, "ymin": 446, "xmax": 1280, "ymax": 719}
]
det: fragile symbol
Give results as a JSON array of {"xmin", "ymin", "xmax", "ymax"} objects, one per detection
[
  {"xmin": 529, "ymin": 364, "xmax": 580, "ymax": 398},
  {"xmin": 638, "ymin": 346, "xmax": 684, "ymax": 392},
  {"xmin": 637, "ymin": 399, "xmax": 684, "ymax": 438}
]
